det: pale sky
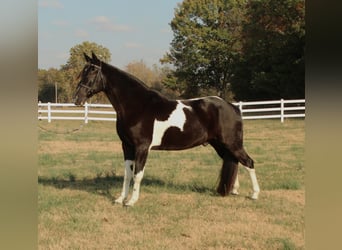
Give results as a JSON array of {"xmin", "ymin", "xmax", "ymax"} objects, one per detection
[{"xmin": 38, "ymin": 0, "xmax": 181, "ymax": 69}]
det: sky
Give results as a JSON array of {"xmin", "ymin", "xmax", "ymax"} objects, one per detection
[{"xmin": 38, "ymin": 0, "xmax": 181, "ymax": 69}]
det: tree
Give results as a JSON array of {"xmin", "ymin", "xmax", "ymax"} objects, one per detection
[
  {"xmin": 231, "ymin": 0, "xmax": 305, "ymax": 100},
  {"xmin": 38, "ymin": 68, "xmax": 68, "ymax": 102},
  {"xmin": 161, "ymin": 0, "xmax": 247, "ymax": 100},
  {"xmin": 61, "ymin": 41, "xmax": 112, "ymax": 103},
  {"xmin": 38, "ymin": 41, "xmax": 112, "ymax": 103},
  {"xmin": 125, "ymin": 60, "xmax": 158, "ymax": 87}
]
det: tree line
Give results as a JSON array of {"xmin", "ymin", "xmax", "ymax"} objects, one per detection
[
  {"xmin": 38, "ymin": 0, "xmax": 304, "ymax": 103},
  {"xmin": 38, "ymin": 42, "xmax": 177, "ymax": 103}
]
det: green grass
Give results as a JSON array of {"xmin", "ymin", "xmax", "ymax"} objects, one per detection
[{"xmin": 38, "ymin": 119, "xmax": 305, "ymax": 249}]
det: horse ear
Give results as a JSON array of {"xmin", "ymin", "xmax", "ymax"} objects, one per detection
[
  {"xmin": 91, "ymin": 51, "xmax": 101, "ymax": 65},
  {"xmin": 84, "ymin": 53, "xmax": 91, "ymax": 62}
]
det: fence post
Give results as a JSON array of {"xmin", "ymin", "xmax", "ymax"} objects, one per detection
[
  {"xmin": 280, "ymin": 99, "xmax": 284, "ymax": 123},
  {"xmin": 84, "ymin": 102, "xmax": 88, "ymax": 124},
  {"xmin": 238, "ymin": 101, "xmax": 243, "ymax": 113},
  {"xmin": 47, "ymin": 102, "xmax": 51, "ymax": 123}
]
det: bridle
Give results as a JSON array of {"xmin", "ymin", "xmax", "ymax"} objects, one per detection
[{"xmin": 77, "ymin": 63, "xmax": 106, "ymax": 97}]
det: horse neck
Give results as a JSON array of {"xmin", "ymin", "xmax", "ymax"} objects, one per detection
[{"xmin": 102, "ymin": 64, "xmax": 151, "ymax": 118}]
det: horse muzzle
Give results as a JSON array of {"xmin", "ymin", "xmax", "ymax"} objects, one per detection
[{"xmin": 73, "ymin": 95, "xmax": 85, "ymax": 106}]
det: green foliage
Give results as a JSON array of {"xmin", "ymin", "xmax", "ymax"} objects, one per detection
[
  {"xmin": 231, "ymin": 0, "xmax": 305, "ymax": 100},
  {"xmin": 38, "ymin": 68, "xmax": 69, "ymax": 102},
  {"xmin": 162, "ymin": 0, "xmax": 246, "ymax": 100},
  {"xmin": 163, "ymin": 0, "xmax": 305, "ymax": 101}
]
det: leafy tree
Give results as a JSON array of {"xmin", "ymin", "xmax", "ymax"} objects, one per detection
[
  {"xmin": 231, "ymin": 0, "xmax": 305, "ymax": 100},
  {"xmin": 162, "ymin": 0, "xmax": 247, "ymax": 100}
]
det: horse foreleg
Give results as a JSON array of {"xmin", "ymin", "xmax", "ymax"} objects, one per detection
[
  {"xmin": 115, "ymin": 160, "xmax": 134, "ymax": 204},
  {"xmin": 125, "ymin": 168, "xmax": 145, "ymax": 207},
  {"xmin": 125, "ymin": 147, "xmax": 148, "ymax": 207},
  {"xmin": 245, "ymin": 167, "xmax": 260, "ymax": 200}
]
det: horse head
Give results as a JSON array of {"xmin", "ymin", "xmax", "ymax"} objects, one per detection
[{"xmin": 73, "ymin": 52, "xmax": 105, "ymax": 106}]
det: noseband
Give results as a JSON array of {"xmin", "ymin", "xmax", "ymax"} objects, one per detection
[{"xmin": 78, "ymin": 63, "xmax": 106, "ymax": 96}]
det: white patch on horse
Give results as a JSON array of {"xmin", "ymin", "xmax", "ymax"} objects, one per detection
[{"xmin": 149, "ymin": 101, "xmax": 192, "ymax": 150}]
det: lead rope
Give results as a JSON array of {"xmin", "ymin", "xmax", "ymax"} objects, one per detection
[
  {"xmin": 39, "ymin": 64, "xmax": 104, "ymax": 135},
  {"xmin": 38, "ymin": 123, "xmax": 85, "ymax": 134}
]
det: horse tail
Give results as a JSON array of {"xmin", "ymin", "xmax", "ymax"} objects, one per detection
[{"xmin": 216, "ymin": 152, "xmax": 238, "ymax": 196}]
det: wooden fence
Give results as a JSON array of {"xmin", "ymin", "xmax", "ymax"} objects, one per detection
[{"xmin": 38, "ymin": 99, "xmax": 305, "ymax": 123}]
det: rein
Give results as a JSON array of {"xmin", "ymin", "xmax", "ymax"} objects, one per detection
[{"xmin": 38, "ymin": 123, "xmax": 85, "ymax": 134}]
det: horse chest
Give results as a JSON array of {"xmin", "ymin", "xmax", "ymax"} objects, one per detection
[{"xmin": 149, "ymin": 101, "xmax": 192, "ymax": 150}]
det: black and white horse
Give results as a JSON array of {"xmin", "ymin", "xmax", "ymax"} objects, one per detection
[{"xmin": 74, "ymin": 52, "xmax": 260, "ymax": 206}]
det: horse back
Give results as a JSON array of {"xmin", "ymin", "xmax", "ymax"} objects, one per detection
[{"xmin": 183, "ymin": 96, "xmax": 242, "ymax": 128}]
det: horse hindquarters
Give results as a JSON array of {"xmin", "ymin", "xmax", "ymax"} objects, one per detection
[{"xmin": 213, "ymin": 101, "xmax": 260, "ymax": 199}]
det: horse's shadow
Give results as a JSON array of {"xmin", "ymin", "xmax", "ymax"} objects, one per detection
[{"xmin": 38, "ymin": 174, "xmax": 216, "ymax": 202}]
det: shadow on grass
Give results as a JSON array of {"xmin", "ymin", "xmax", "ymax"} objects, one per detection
[{"xmin": 38, "ymin": 174, "xmax": 217, "ymax": 202}]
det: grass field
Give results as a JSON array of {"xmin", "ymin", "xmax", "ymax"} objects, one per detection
[{"xmin": 38, "ymin": 119, "xmax": 305, "ymax": 249}]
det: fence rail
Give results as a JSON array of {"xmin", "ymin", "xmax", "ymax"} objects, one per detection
[{"xmin": 38, "ymin": 99, "xmax": 305, "ymax": 123}]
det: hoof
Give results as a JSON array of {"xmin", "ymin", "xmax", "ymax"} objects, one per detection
[
  {"xmin": 231, "ymin": 190, "xmax": 239, "ymax": 195},
  {"xmin": 124, "ymin": 201, "xmax": 135, "ymax": 207},
  {"xmin": 114, "ymin": 197, "xmax": 126, "ymax": 205},
  {"xmin": 250, "ymin": 192, "xmax": 259, "ymax": 200}
]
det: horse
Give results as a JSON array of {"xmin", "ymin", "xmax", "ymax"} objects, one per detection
[{"xmin": 73, "ymin": 52, "xmax": 260, "ymax": 206}]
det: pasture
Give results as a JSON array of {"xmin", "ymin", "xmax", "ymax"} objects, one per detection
[{"xmin": 38, "ymin": 119, "xmax": 305, "ymax": 249}]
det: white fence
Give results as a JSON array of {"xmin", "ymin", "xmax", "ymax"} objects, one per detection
[{"xmin": 38, "ymin": 99, "xmax": 305, "ymax": 123}]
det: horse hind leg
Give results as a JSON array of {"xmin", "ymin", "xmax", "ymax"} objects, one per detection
[
  {"xmin": 217, "ymin": 152, "xmax": 239, "ymax": 196},
  {"xmin": 233, "ymin": 148, "xmax": 260, "ymax": 200},
  {"xmin": 231, "ymin": 174, "xmax": 240, "ymax": 195},
  {"xmin": 210, "ymin": 141, "xmax": 239, "ymax": 196},
  {"xmin": 246, "ymin": 167, "xmax": 260, "ymax": 200}
]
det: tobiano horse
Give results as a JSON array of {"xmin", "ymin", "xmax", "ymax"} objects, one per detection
[{"xmin": 73, "ymin": 52, "xmax": 260, "ymax": 206}]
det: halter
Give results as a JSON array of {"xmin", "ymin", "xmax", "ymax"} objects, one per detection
[{"xmin": 78, "ymin": 63, "xmax": 106, "ymax": 95}]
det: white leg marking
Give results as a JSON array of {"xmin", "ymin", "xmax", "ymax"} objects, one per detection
[
  {"xmin": 149, "ymin": 101, "xmax": 192, "ymax": 150},
  {"xmin": 115, "ymin": 160, "xmax": 133, "ymax": 204},
  {"xmin": 245, "ymin": 167, "xmax": 260, "ymax": 200},
  {"xmin": 125, "ymin": 169, "xmax": 145, "ymax": 207},
  {"xmin": 231, "ymin": 173, "xmax": 240, "ymax": 195}
]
